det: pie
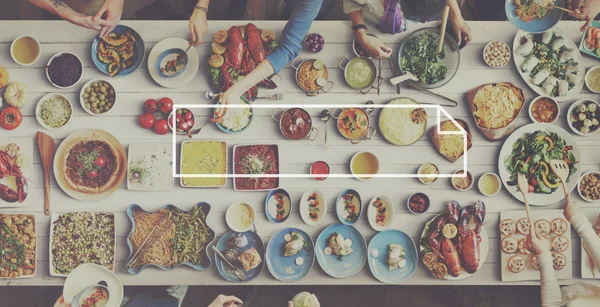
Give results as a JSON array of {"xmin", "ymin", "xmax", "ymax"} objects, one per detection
[
  {"xmin": 518, "ymin": 239, "xmax": 531, "ymax": 255},
  {"xmin": 508, "ymin": 255, "xmax": 525, "ymax": 273},
  {"xmin": 534, "ymin": 219, "xmax": 551, "ymax": 236},
  {"xmin": 531, "ymin": 255, "xmax": 540, "ymax": 270},
  {"xmin": 551, "ymin": 218, "xmax": 568, "ymax": 235},
  {"xmin": 501, "ymin": 237, "xmax": 518, "ymax": 254},
  {"xmin": 499, "ymin": 219, "xmax": 517, "ymax": 236},
  {"xmin": 552, "ymin": 253, "xmax": 567, "ymax": 270},
  {"xmin": 551, "ymin": 235, "xmax": 569, "ymax": 253},
  {"xmin": 63, "ymin": 138, "xmax": 120, "ymax": 194},
  {"xmin": 517, "ymin": 218, "xmax": 530, "ymax": 235}
]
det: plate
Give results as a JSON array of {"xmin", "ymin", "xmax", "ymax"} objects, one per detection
[
  {"xmin": 53, "ymin": 129, "xmax": 127, "ymax": 202},
  {"xmin": 214, "ymin": 230, "xmax": 265, "ymax": 283},
  {"xmin": 299, "ymin": 190, "xmax": 327, "ymax": 226},
  {"xmin": 232, "ymin": 144, "xmax": 279, "ymax": 191},
  {"xmin": 127, "ymin": 143, "xmax": 173, "ymax": 191},
  {"xmin": 367, "ymin": 196, "xmax": 394, "ymax": 231},
  {"xmin": 336, "ymin": 189, "xmax": 362, "ymax": 225},
  {"xmin": 265, "ymin": 189, "xmax": 292, "ymax": 223},
  {"xmin": 367, "ymin": 230, "xmax": 418, "ymax": 284},
  {"xmin": 378, "ymin": 98, "xmax": 427, "ymax": 145},
  {"xmin": 148, "ymin": 37, "xmax": 199, "ymax": 88},
  {"xmin": 91, "ymin": 25, "xmax": 144, "ymax": 77},
  {"xmin": 315, "ymin": 224, "xmax": 367, "ymax": 279},
  {"xmin": 265, "ymin": 228, "xmax": 315, "ymax": 282},
  {"xmin": 63, "ymin": 263, "xmax": 123, "ymax": 305},
  {"xmin": 0, "ymin": 139, "xmax": 34, "ymax": 207},
  {"xmin": 512, "ymin": 27, "xmax": 585, "ymax": 102},
  {"xmin": 505, "ymin": 0, "xmax": 564, "ymax": 33},
  {"xmin": 579, "ymin": 21, "xmax": 600, "ymax": 58},
  {"xmin": 498, "ymin": 123, "xmax": 582, "ymax": 206},
  {"xmin": 215, "ymin": 97, "xmax": 254, "ymax": 134}
]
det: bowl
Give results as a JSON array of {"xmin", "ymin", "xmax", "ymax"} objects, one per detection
[
  {"xmin": 367, "ymin": 196, "xmax": 394, "ymax": 231},
  {"xmin": 303, "ymin": 33, "xmax": 324, "ymax": 53},
  {"xmin": 168, "ymin": 108, "xmax": 196, "ymax": 135},
  {"xmin": 577, "ymin": 171, "xmax": 600, "ymax": 203},
  {"xmin": 528, "ymin": 96, "xmax": 559, "ymax": 124},
  {"xmin": 80, "ymin": 79, "xmax": 117, "ymax": 116},
  {"xmin": 91, "ymin": 25, "xmax": 145, "ymax": 77},
  {"xmin": 407, "ymin": 192, "xmax": 430, "ymax": 215},
  {"xmin": 567, "ymin": 99, "xmax": 600, "ymax": 136},
  {"xmin": 46, "ymin": 52, "xmax": 84, "ymax": 89},
  {"xmin": 264, "ymin": 189, "xmax": 292, "ymax": 223},
  {"xmin": 398, "ymin": 27, "xmax": 459, "ymax": 89},
  {"xmin": 483, "ymin": 41, "xmax": 511, "ymax": 68},
  {"xmin": 451, "ymin": 169, "xmax": 474, "ymax": 191},
  {"xmin": 225, "ymin": 202, "xmax": 256, "ymax": 232},
  {"xmin": 299, "ymin": 190, "xmax": 327, "ymax": 226},
  {"xmin": 10, "ymin": 35, "xmax": 41, "ymax": 66},
  {"xmin": 310, "ymin": 161, "xmax": 329, "ymax": 181},
  {"xmin": 505, "ymin": 0, "xmax": 564, "ymax": 33},
  {"xmin": 417, "ymin": 163, "xmax": 439, "ymax": 184},
  {"xmin": 35, "ymin": 93, "xmax": 73, "ymax": 130},
  {"xmin": 154, "ymin": 48, "xmax": 188, "ymax": 78},
  {"xmin": 350, "ymin": 151, "xmax": 379, "ymax": 181},
  {"xmin": 585, "ymin": 66, "xmax": 600, "ymax": 93},
  {"xmin": 215, "ymin": 96, "xmax": 253, "ymax": 133},
  {"xmin": 478, "ymin": 172, "xmax": 502, "ymax": 197},
  {"xmin": 336, "ymin": 189, "xmax": 362, "ymax": 225}
]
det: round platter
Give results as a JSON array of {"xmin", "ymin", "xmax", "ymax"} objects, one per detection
[
  {"xmin": 148, "ymin": 37, "xmax": 199, "ymax": 88},
  {"xmin": 214, "ymin": 230, "xmax": 265, "ymax": 283},
  {"xmin": 367, "ymin": 229, "xmax": 418, "ymax": 284},
  {"xmin": 505, "ymin": 0, "xmax": 564, "ymax": 33},
  {"xmin": 63, "ymin": 263, "xmax": 123, "ymax": 305},
  {"xmin": 53, "ymin": 129, "xmax": 127, "ymax": 202},
  {"xmin": 91, "ymin": 25, "xmax": 144, "ymax": 77},
  {"xmin": 378, "ymin": 97, "xmax": 427, "ymax": 145},
  {"xmin": 315, "ymin": 224, "xmax": 367, "ymax": 279},
  {"xmin": 265, "ymin": 228, "xmax": 315, "ymax": 282}
]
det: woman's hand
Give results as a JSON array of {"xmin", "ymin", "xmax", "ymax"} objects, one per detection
[
  {"xmin": 563, "ymin": 194, "xmax": 581, "ymax": 222},
  {"xmin": 73, "ymin": 14, "xmax": 110, "ymax": 31},
  {"xmin": 93, "ymin": 0, "xmax": 123, "ymax": 37},
  {"xmin": 450, "ymin": 17, "xmax": 472, "ymax": 45},
  {"xmin": 54, "ymin": 295, "xmax": 71, "ymax": 307},
  {"xmin": 355, "ymin": 30, "xmax": 392, "ymax": 58},
  {"xmin": 189, "ymin": 8, "xmax": 208, "ymax": 45},
  {"xmin": 525, "ymin": 224, "xmax": 551, "ymax": 255},
  {"xmin": 213, "ymin": 87, "xmax": 243, "ymax": 120},
  {"xmin": 208, "ymin": 294, "xmax": 243, "ymax": 307},
  {"xmin": 567, "ymin": 0, "xmax": 600, "ymax": 31}
]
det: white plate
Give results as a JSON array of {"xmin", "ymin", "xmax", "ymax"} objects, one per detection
[
  {"xmin": 512, "ymin": 27, "xmax": 585, "ymax": 102},
  {"xmin": 127, "ymin": 143, "xmax": 173, "ymax": 191},
  {"xmin": 581, "ymin": 209, "xmax": 600, "ymax": 279},
  {"xmin": 367, "ymin": 196, "xmax": 394, "ymax": 231},
  {"xmin": 498, "ymin": 123, "xmax": 582, "ymax": 206},
  {"xmin": 299, "ymin": 190, "xmax": 327, "ymax": 226},
  {"xmin": 147, "ymin": 38, "xmax": 199, "ymax": 88},
  {"xmin": 35, "ymin": 93, "xmax": 73, "ymax": 129},
  {"xmin": 0, "ymin": 139, "xmax": 34, "ymax": 208},
  {"xmin": 63, "ymin": 263, "xmax": 123, "ymax": 306}
]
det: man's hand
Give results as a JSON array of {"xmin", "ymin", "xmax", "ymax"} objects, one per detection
[
  {"xmin": 208, "ymin": 294, "xmax": 243, "ymax": 307},
  {"xmin": 451, "ymin": 17, "xmax": 472, "ymax": 45},
  {"xmin": 567, "ymin": 0, "xmax": 600, "ymax": 31},
  {"xmin": 73, "ymin": 14, "xmax": 110, "ymax": 31},
  {"xmin": 355, "ymin": 30, "xmax": 392, "ymax": 58},
  {"xmin": 189, "ymin": 8, "xmax": 208, "ymax": 45},
  {"xmin": 93, "ymin": 0, "xmax": 124, "ymax": 37}
]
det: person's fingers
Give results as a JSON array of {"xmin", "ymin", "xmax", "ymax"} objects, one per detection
[
  {"xmin": 582, "ymin": 18, "xmax": 592, "ymax": 32},
  {"xmin": 456, "ymin": 30, "xmax": 462, "ymax": 45},
  {"xmin": 190, "ymin": 24, "xmax": 199, "ymax": 45},
  {"xmin": 93, "ymin": 3, "xmax": 107, "ymax": 21},
  {"xmin": 288, "ymin": 301, "xmax": 294, "ymax": 307},
  {"xmin": 225, "ymin": 296, "xmax": 243, "ymax": 304}
]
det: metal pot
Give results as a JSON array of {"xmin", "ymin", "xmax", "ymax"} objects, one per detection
[
  {"xmin": 272, "ymin": 108, "xmax": 319, "ymax": 141},
  {"xmin": 338, "ymin": 56, "xmax": 380, "ymax": 94},
  {"xmin": 332, "ymin": 107, "xmax": 376, "ymax": 144},
  {"xmin": 291, "ymin": 57, "xmax": 334, "ymax": 96}
]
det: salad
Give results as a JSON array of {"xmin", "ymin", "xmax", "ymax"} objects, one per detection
[
  {"xmin": 400, "ymin": 32, "xmax": 448, "ymax": 85},
  {"xmin": 504, "ymin": 130, "xmax": 578, "ymax": 194}
]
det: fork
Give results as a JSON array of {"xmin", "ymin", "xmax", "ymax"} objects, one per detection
[
  {"xmin": 212, "ymin": 246, "xmax": 247, "ymax": 281},
  {"xmin": 255, "ymin": 94, "xmax": 283, "ymax": 100}
]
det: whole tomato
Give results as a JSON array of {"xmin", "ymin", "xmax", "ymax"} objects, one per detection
[
  {"xmin": 0, "ymin": 107, "xmax": 22, "ymax": 130},
  {"xmin": 139, "ymin": 112, "xmax": 156, "ymax": 129},
  {"xmin": 143, "ymin": 99, "xmax": 158, "ymax": 113},
  {"xmin": 153, "ymin": 119, "xmax": 170, "ymax": 135},
  {"xmin": 158, "ymin": 97, "xmax": 174, "ymax": 113}
]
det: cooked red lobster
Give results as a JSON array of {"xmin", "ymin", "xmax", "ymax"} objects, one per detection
[
  {"xmin": 245, "ymin": 23, "xmax": 265, "ymax": 63},
  {"xmin": 227, "ymin": 26, "xmax": 244, "ymax": 69},
  {"xmin": 442, "ymin": 237, "xmax": 462, "ymax": 277},
  {"xmin": 0, "ymin": 150, "xmax": 28, "ymax": 203},
  {"xmin": 457, "ymin": 200, "xmax": 486, "ymax": 274}
]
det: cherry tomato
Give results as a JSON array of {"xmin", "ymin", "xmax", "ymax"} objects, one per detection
[
  {"xmin": 87, "ymin": 170, "xmax": 98, "ymax": 179},
  {"xmin": 153, "ymin": 119, "xmax": 170, "ymax": 135},
  {"xmin": 143, "ymin": 99, "xmax": 158, "ymax": 113},
  {"xmin": 94, "ymin": 157, "xmax": 106, "ymax": 168},
  {"xmin": 0, "ymin": 107, "xmax": 22, "ymax": 130},
  {"xmin": 158, "ymin": 97, "xmax": 174, "ymax": 113},
  {"xmin": 139, "ymin": 112, "xmax": 156, "ymax": 129},
  {"xmin": 528, "ymin": 185, "xmax": 534, "ymax": 193}
]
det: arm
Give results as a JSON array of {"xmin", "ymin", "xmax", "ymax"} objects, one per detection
[
  {"xmin": 526, "ymin": 220, "xmax": 562, "ymax": 307},
  {"xmin": 93, "ymin": 0, "xmax": 124, "ymax": 37},
  {"xmin": 346, "ymin": 6, "xmax": 392, "ymax": 58},
  {"xmin": 189, "ymin": 0, "xmax": 210, "ymax": 45},
  {"xmin": 28, "ymin": 0, "xmax": 109, "ymax": 30},
  {"xmin": 447, "ymin": 0, "xmax": 471, "ymax": 45},
  {"xmin": 565, "ymin": 197, "xmax": 600, "ymax": 266}
]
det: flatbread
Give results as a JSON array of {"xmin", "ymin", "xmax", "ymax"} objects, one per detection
[
  {"xmin": 551, "ymin": 218, "xmax": 568, "ymax": 235},
  {"xmin": 508, "ymin": 255, "xmax": 525, "ymax": 273},
  {"xmin": 517, "ymin": 218, "xmax": 530, "ymax": 235},
  {"xmin": 518, "ymin": 239, "xmax": 531, "ymax": 255},
  {"xmin": 551, "ymin": 236, "xmax": 569, "ymax": 253},
  {"xmin": 62, "ymin": 137, "xmax": 120, "ymax": 194},
  {"xmin": 535, "ymin": 219, "xmax": 551, "ymax": 236},
  {"xmin": 552, "ymin": 253, "xmax": 567, "ymax": 270},
  {"xmin": 501, "ymin": 237, "xmax": 518, "ymax": 254},
  {"xmin": 499, "ymin": 219, "xmax": 517, "ymax": 236}
]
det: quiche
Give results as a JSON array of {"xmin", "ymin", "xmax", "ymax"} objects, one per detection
[
  {"xmin": 238, "ymin": 247, "xmax": 262, "ymax": 272},
  {"xmin": 63, "ymin": 138, "xmax": 121, "ymax": 194}
]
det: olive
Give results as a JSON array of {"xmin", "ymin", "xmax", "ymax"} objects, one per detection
[
  {"xmin": 100, "ymin": 86, "xmax": 107, "ymax": 93},
  {"xmin": 84, "ymin": 87, "xmax": 91, "ymax": 93},
  {"xmin": 99, "ymin": 95, "xmax": 105, "ymax": 101},
  {"xmin": 99, "ymin": 101, "xmax": 106, "ymax": 107},
  {"xmin": 109, "ymin": 90, "xmax": 114, "ymax": 95},
  {"xmin": 90, "ymin": 91, "xmax": 97, "ymax": 97},
  {"xmin": 83, "ymin": 93, "xmax": 89, "ymax": 99},
  {"xmin": 104, "ymin": 106, "xmax": 111, "ymax": 112},
  {"xmin": 93, "ymin": 108, "xmax": 100, "ymax": 114},
  {"xmin": 91, "ymin": 97, "xmax": 97, "ymax": 103},
  {"xmin": 177, "ymin": 109, "xmax": 183, "ymax": 115},
  {"xmin": 85, "ymin": 103, "xmax": 91, "ymax": 109},
  {"xmin": 92, "ymin": 102, "xmax": 98, "ymax": 108},
  {"xmin": 92, "ymin": 82, "xmax": 99, "ymax": 88}
]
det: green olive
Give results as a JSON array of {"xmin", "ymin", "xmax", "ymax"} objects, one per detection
[
  {"xmin": 93, "ymin": 108, "xmax": 100, "ymax": 114},
  {"xmin": 90, "ymin": 91, "xmax": 97, "ymax": 97},
  {"xmin": 109, "ymin": 89, "xmax": 114, "ymax": 95},
  {"xmin": 85, "ymin": 103, "xmax": 91, "ymax": 109},
  {"xmin": 84, "ymin": 87, "xmax": 91, "ymax": 93},
  {"xmin": 92, "ymin": 102, "xmax": 98, "ymax": 108},
  {"xmin": 100, "ymin": 86, "xmax": 107, "ymax": 92},
  {"xmin": 99, "ymin": 101, "xmax": 106, "ymax": 107},
  {"xmin": 99, "ymin": 95, "xmax": 105, "ymax": 100},
  {"xmin": 104, "ymin": 106, "xmax": 111, "ymax": 112},
  {"xmin": 92, "ymin": 82, "xmax": 99, "ymax": 88}
]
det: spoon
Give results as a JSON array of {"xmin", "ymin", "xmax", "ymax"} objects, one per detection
[
  {"xmin": 205, "ymin": 90, "xmax": 221, "ymax": 100},
  {"xmin": 186, "ymin": 119, "xmax": 213, "ymax": 138},
  {"xmin": 320, "ymin": 110, "xmax": 331, "ymax": 149},
  {"xmin": 365, "ymin": 100, "xmax": 375, "ymax": 115}
]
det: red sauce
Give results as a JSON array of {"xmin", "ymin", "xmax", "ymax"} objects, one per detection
[
  {"xmin": 234, "ymin": 145, "xmax": 279, "ymax": 190},
  {"xmin": 408, "ymin": 193, "xmax": 430, "ymax": 214},
  {"xmin": 281, "ymin": 108, "xmax": 312, "ymax": 140},
  {"xmin": 310, "ymin": 161, "xmax": 329, "ymax": 181}
]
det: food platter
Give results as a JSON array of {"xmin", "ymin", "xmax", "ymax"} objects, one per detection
[
  {"xmin": 498, "ymin": 123, "xmax": 582, "ymax": 206},
  {"xmin": 148, "ymin": 37, "xmax": 199, "ymax": 88},
  {"xmin": 91, "ymin": 25, "xmax": 144, "ymax": 77},
  {"xmin": 367, "ymin": 229, "xmax": 418, "ymax": 284},
  {"xmin": 180, "ymin": 140, "xmax": 228, "ymax": 188},
  {"xmin": 233, "ymin": 144, "xmax": 279, "ymax": 191},
  {"xmin": 367, "ymin": 196, "xmax": 394, "ymax": 231},
  {"xmin": 500, "ymin": 210, "xmax": 572, "ymax": 281},
  {"xmin": 505, "ymin": 0, "xmax": 563, "ymax": 33},
  {"xmin": 214, "ymin": 230, "xmax": 265, "ymax": 283},
  {"xmin": 299, "ymin": 190, "xmax": 327, "ymax": 226},
  {"xmin": 265, "ymin": 228, "xmax": 315, "ymax": 282},
  {"xmin": 0, "ymin": 139, "xmax": 33, "ymax": 207},
  {"xmin": 265, "ymin": 189, "xmax": 292, "ymax": 223},
  {"xmin": 0, "ymin": 213, "xmax": 36, "ymax": 278},
  {"xmin": 315, "ymin": 224, "xmax": 367, "ymax": 279},
  {"xmin": 512, "ymin": 27, "xmax": 585, "ymax": 102},
  {"xmin": 53, "ymin": 129, "xmax": 127, "ymax": 201},
  {"xmin": 127, "ymin": 143, "xmax": 173, "ymax": 191}
]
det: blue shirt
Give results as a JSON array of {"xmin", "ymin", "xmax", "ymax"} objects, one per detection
[{"xmin": 266, "ymin": 0, "xmax": 324, "ymax": 73}]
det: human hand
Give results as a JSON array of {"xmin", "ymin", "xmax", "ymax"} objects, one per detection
[
  {"xmin": 288, "ymin": 301, "xmax": 294, "ymax": 307},
  {"xmin": 451, "ymin": 17, "xmax": 472, "ymax": 45},
  {"xmin": 525, "ymin": 224, "xmax": 551, "ymax": 255},
  {"xmin": 563, "ymin": 194, "xmax": 581, "ymax": 222},
  {"xmin": 213, "ymin": 87, "xmax": 242, "ymax": 120},
  {"xmin": 93, "ymin": 0, "xmax": 124, "ymax": 37},
  {"xmin": 567, "ymin": 0, "xmax": 600, "ymax": 31},
  {"xmin": 207, "ymin": 294, "xmax": 243, "ymax": 307},
  {"xmin": 189, "ymin": 8, "xmax": 208, "ymax": 45},
  {"xmin": 73, "ymin": 14, "xmax": 110, "ymax": 31},
  {"xmin": 54, "ymin": 295, "xmax": 71, "ymax": 307},
  {"xmin": 356, "ymin": 31, "xmax": 392, "ymax": 58}
]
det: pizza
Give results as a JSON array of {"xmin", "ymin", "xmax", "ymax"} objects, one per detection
[
  {"xmin": 499, "ymin": 219, "xmax": 517, "ymax": 236},
  {"xmin": 551, "ymin": 235, "xmax": 569, "ymax": 253},
  {"xmin": 518, "ymin": 239, "xmax": 531, "ymax": 255},
  {"xmin": 534, "ymin": 219, "xmax": 551, "ymax": 236},
  {"xmin": 501, "ymin": 237, "xmax": 518, "ymax": 254},
  {"xmin": 63, "ymin": 138, "xmax": 121, "ymax": 194},
  {"xmin": 531, "ymin": 255, "xmax": 540, "ymax": 270},
  {"xmin": 552, "ymin": 253, "xmax": 567, "ymax": 270},
  {"xmin": 508, "ymin": 255, "xmax": 525, "ymax": 273},
  {"xmin": 517, "ymin": 218, "xmax": 530, "ymax": 235},
  {"xmin": 551, "ymin": 218, "xmax": 568, "ymax": 235}
]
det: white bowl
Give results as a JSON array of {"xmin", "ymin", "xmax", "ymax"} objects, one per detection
[
  {"xmin": 478, "ymin": 172, "xmax": 502, "ymax": 197},
  {"xmin": 10, "ymin": 35, "xmax": 41, "ymax": 66},
  {"xmin": 567, "ymin": 99, "xmax": 600, "ymax": 136},
  {"xmin": 299, "ymin": 190, "xmax": 327, "ymax": 226},
  {"xmin": 35, "ymin": 93, "xmax": 73, "ymax": 130},
  {"xmin": 577, "ymin": 171, "xmax": 600, "ymax": 203},
  {"xmin": 451, "ymin": 169, "xmax": 474, "ymax": 191},
  {"xmin": 528, "ymin": 96, "xmax": 559, "ymax": 124},
  {"xmin": 483, "ymin": 41, "xmax": 511, "ymax": 68},
  {"xmin": 225, "ymin": 202, "xmax": 256, "ymax": 232},
  {"xmin": 46, "ymin": 52, "xmax": 84, "ymax": 89},
  {"xmin": 417, "ymin": 163, "xmax": 439, "ymax": 184},
  {"xmin": 168, "ymin": 108, "xmax": 196, "ymax": 135},
  {"xmin": 367, "ymin": 196, "xmax": 394, "ymax": 231},
  {"xmin": 585, "ymin": 66, "xmax": 600, "ymax": 93},
  {"xmin": 350, "ymin": 151, "xmax": 379, "ymax": 181},
  {"xmin": 79, "ymin": 79, "xmax": 117, "ymax": 116}
]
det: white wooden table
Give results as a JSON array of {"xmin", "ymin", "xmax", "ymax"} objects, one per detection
[{"xmin": 1, "ymin": 20, "xmax": 599, "ymax": 286}]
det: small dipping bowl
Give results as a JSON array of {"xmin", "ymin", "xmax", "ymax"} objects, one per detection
[
  {"xmin": 585, "ymin": 66, "xmax": 600, "ymax": 94},
  {"xmin": 10, "ymin": 35, "xmax": 41, "ymax": 66},
  {"xmin": 451, "ymin": 169, "xmax": 474, "ymax": 191},
  {"xmin": 417, "ymin": 163, "xmax": 439, "ymax": 184},
  {"xmin": 155, "ymin": 48, "xmax": 188, "ymax": 78},
  {"xmin": 72, "ymin": 284, "xmax": 109, "ymax": 307},
  {"xmin": 310, "ymin": 161, "xmax": 330, "ymax": 181},
  {"xmin": 350, "ymin": 151, "xmax": 379, "ymax": 181},
  {"xmin": 168, "ymin": 108, "xmax": 196, "ymax": 135},
  {"xmin": 46, "ymin": 52, "xmax": 84, "ymax": 89},
  {"xmin": 528, "ymin": 96, "xmax": 559, "ymax": 124},
  {"xmin": 226, "ymin": 202, "xmax": 256, "ymax": 232},
  {"xmin": 478, "ymin": 172, "xmax": 502, "ymax": 197},
  {"xmin": 265, "ymin": 189, "xmax": 292, "ymax": 223},
  {"xmin": 407, "ymin": 192, "xmax": 430, "ymax": 215}
]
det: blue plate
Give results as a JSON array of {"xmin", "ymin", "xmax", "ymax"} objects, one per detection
[
  {"xmin": 265, "ymin": 189, "xmax": 292, "ymax": 223},
  {"xmin": 215, "ymin": 96, "xmax": 254, "ymax": 133},
  {"xmin": 336, "ymin": 189, "xmax": 362, "ymax": 225},
  {"xmin": 367, "ymin": 230, "xmax": 418, "ymax": 284},
  {"xmin": 505, "ymin": 0, "xmax": 564, "ymax": 33},
  {"xmin": 91, "ymin": 25, "xmax": 145, "ymax": 77},
  {"xmin": 315, "ymin": 224, "xmax": 366, "ymax": 279},
  {"xmin": 265, "ymin": 228, "xmax": 315, "ymax": 282},
  {"xmin": 214, "ymin": 231, "xmax": 265, "ymax": 283},
  {"xmin": 154, "ymin": 48, "xmax": 187, "ymax": 79},
  {"xmin": 125, "ymin": 203, "xmax": 215, "ymax": 275}
]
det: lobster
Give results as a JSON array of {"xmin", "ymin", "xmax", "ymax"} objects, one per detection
[
  {"xmin": 228, "ymin": 26, "xmax": 244, "ymax": 70},
  {"xmin": 442, "ymin": 237, "xmax": 462, "ymax": 277},
  {"xmin": 0, "ymin": 150, "xmax": 28, "ymax": 203},
  {"xmin": 245, "ymin": 23, "xmax": 265, "ymax": 63},
  {"xmin": 456, "ymin": 200, "xmax": 486, "ymax": 274},
  {"xmin": 427, "ymin": 201, "xmax": 461, "ymax": 261}
]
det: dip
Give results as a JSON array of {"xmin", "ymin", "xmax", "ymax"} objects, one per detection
[
  {"xmin": 337, "ymin": 108, "xmax": 369, "ymax": 139},
  {"xmin": 226, "ymin": 202, "xmax": 256, "ymax": 232},
  {"xmin": 281, "ymin": 108, "xmax": 312, "ymax": 140},
  {"xmin": 452, "ymin": 170, "xmax": 473, "ymax": 191},
  {"xmin": 418, "ymin": 163, "xmax": 439, "ymax": 184},
  {"xmin": 11, "ymin": 35, "xmax": 40, "ymax": 65},
  {"xmin": 408, "ymin": 193, "xmax": 430, "ymax": 214},
  {"xmin": 310, "ymin": 161, "xmax": 329, "ymax": 181},
  {"xmin": 345, "ymin": 57, "xmax": 375, "ymax": 89},
  {"xmin": 351, "ymin": 151, "xmax": 379, "ymax": 180},
  {"xmin": 586, "ymin": 66, "xmax": 600, "ymax": 93},
  {"xmin": 530, "ymin": 97, "xmax": 558, "ymax": 123},
  {"xmin": 47, "ymin": 53, "xmax": 83, "ymax": 88},
  {"xmin": 478, "ymin": 172, "xmax": 501, "ymax": 196}
]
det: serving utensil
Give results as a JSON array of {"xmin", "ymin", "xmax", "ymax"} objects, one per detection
[
  {"xmin": 390, "ymin": 72, "xmax": 418, "ymax": 86},
  {"xmin": 549, "ymin": 159, "xmax": 571, "ymax": 197},
  {"xmin": 211, "ymin": 246, "xmax": 247, "ymax": 281},
  {"xmin": 186, "ymin": 119, "xmax": 213, "ymax": 138},
  {"xmin": 255, "ymin": 94, "xmax": 283, "ymax": 100},
  {"xmin": 407, "ymin": 83, "xmax": 458, "ymax": 107},
  {"xmin": 320, "ymin": 109, "xmax": 331, "ymax": 149},
  {"xmin": 377, "ymin": 58, "xmax": 382, "ymax": 96},
  {"xmin": 388, "ymin": 53, "xmax": 400, "ymax": 94},
  {"xmin": 551, "ymin": 5, "xmax": 583, "ymax": 18},
  {"xmin": 438, "ymin": 6, "xmax": 450, "ymax": 55},
  {"xmin": 517, "ymin": 173, "xmax": 533, "ymax": 227},
  {"xmin": 36, "ymin": 132, "xmax": 55, "ymax": 216},
  {"xmin": 205, "ymin": 90, "xmax": 220, "ymax": 100},
  {"xmin": 123, "ymin": 213, "xmax": 172, "ymax": 272}
]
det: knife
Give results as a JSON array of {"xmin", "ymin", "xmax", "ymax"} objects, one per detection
[{"xmin": 389, "ymin": 54, "xmax": 400, "ymax": 94}]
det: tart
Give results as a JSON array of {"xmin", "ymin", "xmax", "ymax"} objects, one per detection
[
  {"xmin": 552, "ymin": 253, "xmax": 567, "ymax": 270},
  {"xmin": 517, "ymin": 218, "xmax": 530, "ymax": 235},
  {"xmin": 499, "ymin": 219, "xmax": 517, "ymax": 236},
  {"xmin": 62, "ymin": 138, "xmax": 120, "ymax": 194},
  {"xmin": 518, "ymin": 239, "xmax": 531, "ymax": 255},
  {"xmin": 534, "ymin": 219, "xmax": 551, "ymax": 236},
  {"xmin": 501, "ymin": 237, "xmax": 518, "ymax": 254},
  {"xmin": 551, "ymin": 235, "xmax": 569, "ymax": 253},
  {"xmin": 551, "ymin": 218, "xmax": 568, "ymax": 235},
  {"xmin": 508, "ymin": 255, "xmax": 525, "ymax": 273}
]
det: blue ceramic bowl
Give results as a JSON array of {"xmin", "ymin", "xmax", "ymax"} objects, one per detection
[
  {"xmin": 215, "ymin": 96, "xmax": 254, "ymax": 133},
  {"xmin": 154, "ymin": 48, "xmax": 187, "ymax": 79},
  {"xmin": 214, "ymin": 230, "xmax": 265, "ymax": 283},
  {"xmin": 124, "ymin": 203, "xmax": 215, "ymax": 274},
  {"xmin": 505, "ymin": 0, "xmax": 564, "ymax": 33},
  {"xmin": 91, "ymin": 25, "xmax": 145, "ymax": 77},
  {"xmin": 367, "ymin": 230, "xmax": 418, "ymax": 284},
  {"xmin": 264, "ymin": 189, "xmax": 292, "ymax": 223},
  {"xmin": 336, "ymin": 189, "xmax": 362, "ymax": 225},
  {"xmin": 265, "ymin": 228, "xmax": 315, "ymax": 282},
  {"xmin": 315, "ymin": 224, "xmax": 367, "ymax": 279}
]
